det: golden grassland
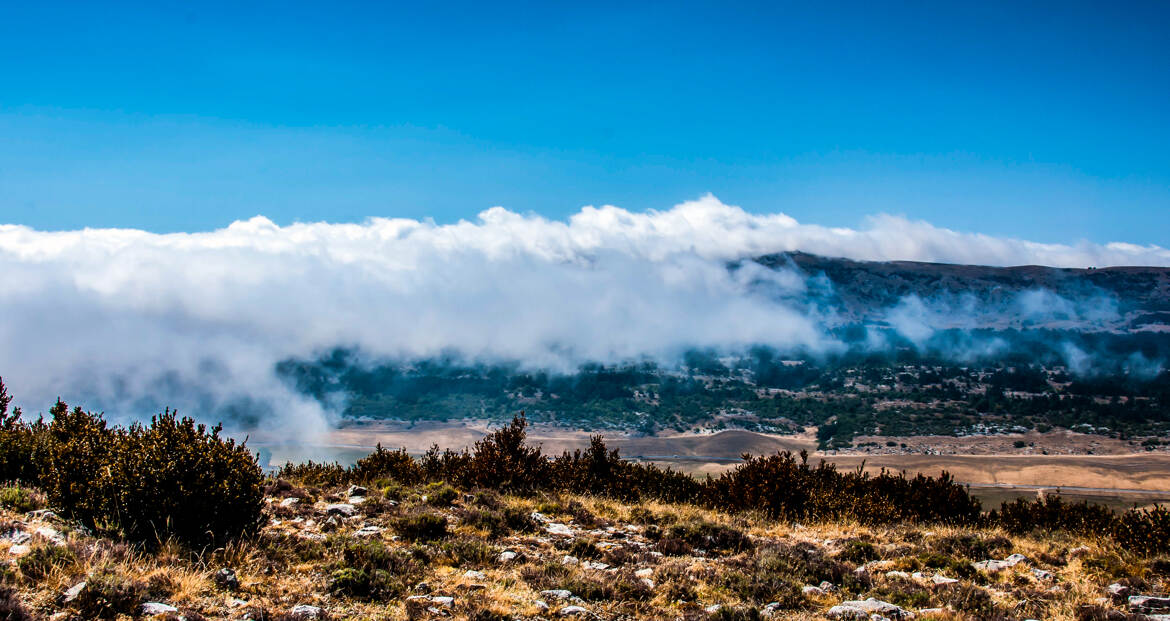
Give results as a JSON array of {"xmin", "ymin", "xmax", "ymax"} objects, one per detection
[{"xmin": 2, "ymin": 478, "xmax": 1165, "ymax": 620}]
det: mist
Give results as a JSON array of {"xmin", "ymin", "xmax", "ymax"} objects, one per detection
[{"xmin": 1, "ymin": 195, "xmax": 1166, "ymax": 439}]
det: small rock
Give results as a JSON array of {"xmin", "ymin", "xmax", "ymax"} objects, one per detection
[
  {"xmin": 932, "ymin": 575, "xmax": 958, "ymax": 585},
  {"xmin": 346, "ymin": 485, "xmax": 368, "ymax": 497},
  {"xmin": 353, "ymin": 525, "xmax": 383, "ymax": 538},
  {"xmin": 279, "ymin": 497, "xmax": 300, "ymax": 508},
  {"xmin": 885, "ymin": 571, "xmax": 909, "ymax": 579},
  {"xmin": 546, "ymin": 523, "xmax": 573, "ymax": 536},
  {"xmin": 27, "ymin": 509, "xmax": 58, "ymax": 521},
  {"xmin": 214, "ymin": 568, "xmax": 240, "ymax": 590},
  {"xmin": 464, "ymin": 570, "xmax": 487, "ymax": 580},
  {"xmin": 62, "ymin": 581, "xmax": 86, "ymax": 603},
  {"xmin": 973, "ymin": 553, "xmax": 1028, "ymax": 572},
  {"xmin": 431, "ymin": 596, "xmax": 455, "ymax": 607},
  {"xmin": 531, "ymin": 511, "xmax": 551, "ymax": 523},
  {"xmin": 141, "ymin": 602, "xmax": 179, "ymax": 615},
  {"xmin": 541, "ymin": 589, "xmax": 573, "ymax": 601},
  {"xmin": 1069, "ymin": 546, "xmax": 1091, "ymax": 558},
  {"xmin": 289, "ymin": 604, "xmax": 324, "ymax": 620},
  {"xmin": 1031, "ymin": 568, "xmax": 1055, "ymax": 581},
  {"xmin": 559, "ymin": 605, "xmax": 593, "ymax": 617},
  {"xmin": 831, "ymin": 598, "xmax": 912, "ymax": 620},
  {"xmin": 582, "ymin": 561, "xmax": 608, "ymax": 570},
  {"xmin": 634, "ymin": 568, "xmax": 653, "ymax": 578},
  {"xmin": 534, "ymin": 600, "xmax": 550, "ymax": 612},
  {"xmin": 499, "ymin": 550, "xmax": 518, "ymax": 563},
  {"xmin": 325, "ymin": 503, "xmax": 356, "ymax": 517},
  {"xmin": 562, "ymin": 555, "xmax": 579, "ymax": 566},
  {"xmin": 1131, "ymin": 595, "xmax": 1170, "ymax": 612},
  {"xmin": 35, "ymin": 525, "xmax": 65, "ymax": 545},
  {"xmin": 802, "ymin": 585, "xmax": 826, "ymax": 596},
  {"xmin": 825, "ymin": 605, "xmax": 869, "ymax": 620},
  {"xmin": 819, "ymin": 581, "xmax": 838, "ymax": 592},
  {"xmin": 8, "ymin": 544, "xmax": 29, "ymax": 556},
  {"xmin": 705, "ymin": 604, "xmax": 722, "ymax": 614}
]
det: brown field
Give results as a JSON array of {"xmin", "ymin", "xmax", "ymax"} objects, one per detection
[{"xmin": 257, "ymin": 423, "xmax": 1170, "ymax": 507}]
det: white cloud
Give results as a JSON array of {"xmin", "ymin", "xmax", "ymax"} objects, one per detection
[{"xmin": 0, "ymin": 194, "xmax": 1165, "ymax": 437}]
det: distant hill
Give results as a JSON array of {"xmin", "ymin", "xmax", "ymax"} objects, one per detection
[{"xmin": 750, "ymin": 251, "xmax": 1170, "ymax": 332}]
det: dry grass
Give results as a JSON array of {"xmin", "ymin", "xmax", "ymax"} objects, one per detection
[{"xmin": 0, "ymin": 481, "xmax": 1165, "ymax": 620}]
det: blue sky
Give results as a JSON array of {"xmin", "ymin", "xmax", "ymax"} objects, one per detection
[{"xmin": 1, "ymin": 1, "xmax": 1168, "ymax": 245}]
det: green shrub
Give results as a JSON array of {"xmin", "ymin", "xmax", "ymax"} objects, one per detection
[
  {"xmin": 17, "ymin": 544, "xmax": 76, "ymax": 580},
  {"xmin": 393, "ymin": 512, "xmax": 448, "ymax": 541},
  {"xmin": 73, "ymin": 568, "xmax": 148, "ymax": 619},
  {"xmin": 0, "ymin": 382, "xmax": 266, "ymax": 548},
  {"xmin": 424, "ymin": 482, "xmax": 458, "ymax": 506},
  {"xmin": 0, "ymin": 585, "xmax": 34, "ymax": 621},
  {"xmin": 329, "ymin": 540, "xmax": 427, "ymax": 600},
  {"xmin": 352, "ymin": 445, "xmax": 422, "ymax": 484},
  {"xmin": 0, "ymin": 487, "xmax": 43, "ymax": 513},
  {"xmin": 837, "ymin": 539, "xmax": 879, "ymax": 564}
]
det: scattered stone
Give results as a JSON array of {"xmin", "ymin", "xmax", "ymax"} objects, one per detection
[
  {"xmin": 1031, "ymin": 568, "xmax": 1055, "ymax": 581},
  {"xmin": 27, "ymin": 509, "xmax": 58, "ymax": 521},
  {"xmin": 35, "ymin": 525, "xmax": 65, "ymax": 545},
  {"xmin": 499, "ymin": 550, "xmax": 518, "ymax": 563},
  {"xmin": 541, "ymin": 589, "xmax": 573, "ymax": 601},
  {"xmin": 1131, "ymin": 595, "xmax": 1170, "ymax": 613},
  {"xmin": 803, "ymin": 585, "xmax": 826, "ymax": 596},
  {"xmin": 634, "ymin": 568, "xmax": 653, "ymax": 579},
  {"xmin": 534, "ymin": 600, "xmax": 550, "ymax": 612},
  {"xmin": 931, "ymin": 575, "xmax": 958, "ymax": 585},
  {"xmin": 464, "ymin": 570, "xmax": 487, "ymax": 580},
  {"xmin": 819, "ymin": 581, "xmax": 838, "ymax": 592},
  {"xmin": 325, "ymin": 503, "xmax": 356, "ymax": 517},
  {"xmin": 531, "ymin": 512, "xmax": 551, "ymax": 523},
  {"xmin": 62, "ymin": 581, "xmax": 86, "ymax": 603},
  {"xmin": 828, "ymin": 598, "xmax": 912, "ymax": 620},
  {"xmin": 825, "ymin": 605, "xmax": 869, "ymax": 620},
  {"xmin": 973, "ymin": 553, "xmax": 1028, "ymax": 572},
  {"xmin": 279, "ymin": 497, "xmax": 300, "ymax": 508},
  {"xmin": 289, "ymin": 604, "xmax": 324, "ymax": 620},
  {"xmin": 432, "ymin": 596, "xmax": 454, "ymax": 607},
  {"xmin": 546, "ymin": 523, "xmax": 573, "ymax": 536},
  {"xmin": 562, "ymin": 555, "xmax": 579, "ymax": 566},
  {"xmin": 885, "ymin": 571, "xmax": 910, "ymax": 579},
  {"xmin": 141, "ymin": 602, "xmax": 179, "ymax": 615},
  {"xmin": 9, "ymin": 544, "xmax": 29, "ymax": 556},
  {"xmin": 353, "ymin": 525, "xmax": 383, "ymax": 538},
  {"xmin": 346, "ymin": 485, "xmax": 368, "ymax": 497},
  {"xmin": 559, "ymin": 605, "xmax": 594, "ymax": 617},
  {"xmin": 214, "ymin": 567, "xmax": 240, "ymax": 590},
  {"xmin": 1109, "ymin": 583, "xmax": 1131, "ymax": 597},
  {"xmin": 583, "ymin": 561, "xmax": 608, "ymax": 570},
  {"xmin": 705, "ymin": 604, "xmax": 722, "ymax": 614}
]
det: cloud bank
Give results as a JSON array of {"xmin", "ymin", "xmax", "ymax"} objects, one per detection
[{"xmin": 1, "ymin": 195, "xmax": 1166, "ymax": 437}]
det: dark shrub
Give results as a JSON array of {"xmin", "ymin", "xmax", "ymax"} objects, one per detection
[
  {"xmin": 393, "ymin": 512, "xmax": 448, "ymax": 541},
  {"xmin": 837, "ymin": 539, "xmax": 879, "ymax": 564},
  {"xmin": 106, "ymin": 411, "xmax": 265, "ymax": 547},
  {"xmin": 329, "ymin": 540, "xmax": 427, "ymax": 600},
  {"xmin": 665, "ymin": 520, "xmax": 753, "ymax": 555},
  {"xmin": 17, "ymin": 544, "xmax": 76, "ymax": 580},
  {"xmin": 0, "ymin": 585, "xmax": 33, "ymax": 621},
  {"xmin": 0, "ymin": 487, "xmax": 43, "ymax": 514},
  {"xmin": 352, "ymin": 444, "xmax": 423, "ymax": 484},
  {"xmin": 73, "ymin": 568, "xmax": 148, "ymax": 620}
]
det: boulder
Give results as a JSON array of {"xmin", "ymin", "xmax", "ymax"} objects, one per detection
[
  {"xmin": 289, "ymin": 604, "xmax": 324, "ymax": 619},
  {"xmin": 141, "ymin": 602, "xmax": 179, "ymax": 615},
  {"xmin": 214, "ymin": 567, "xmax": 240, "ymax": 590},
  {"xmin": 325, "ymin": 503, "xmax": 356, "ymax": 517}
]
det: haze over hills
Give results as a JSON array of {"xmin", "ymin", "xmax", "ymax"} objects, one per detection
[{"xmin": 1, "ymin": 199, "xmax": 1167, "ymax": 442}]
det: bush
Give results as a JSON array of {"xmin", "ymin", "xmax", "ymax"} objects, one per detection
[
  {"xmin": 329, "ymin": 540, "xmax": 427, "ymax": 600},
  {"xmin": 73, "ymin": 568, "xmax": 148, "ymax": 619},
  {"xmin": 0, "ymin": 586, "xmax": 34, "ymax": 621},
  {"xmin": 393, "ymin": 512, "xmax": 448, "ymax": 541},
  {"xmin": 0, "ymin": 487, "xmax": 43, "ymax": 514},
  {"xmin": 17, "ymin": 544, "xmax": 76, "ymax": 580},
  {"xmin": 0, "ymin": 383, "xmax": 266, "ymax": 548}
]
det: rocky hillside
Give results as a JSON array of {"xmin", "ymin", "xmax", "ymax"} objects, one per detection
[
  {"xmin": 3, "ymin": 479, "xmax": 1170, "ymax": 621},
  {"xmin": 751, "ymin": 252, "xmax": 1170, "ymax": 332}
]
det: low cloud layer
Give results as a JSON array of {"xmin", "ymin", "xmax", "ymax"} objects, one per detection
[{"xmin": 1, "ymin": 195, "xmax": 1166, "ymax": 438}]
